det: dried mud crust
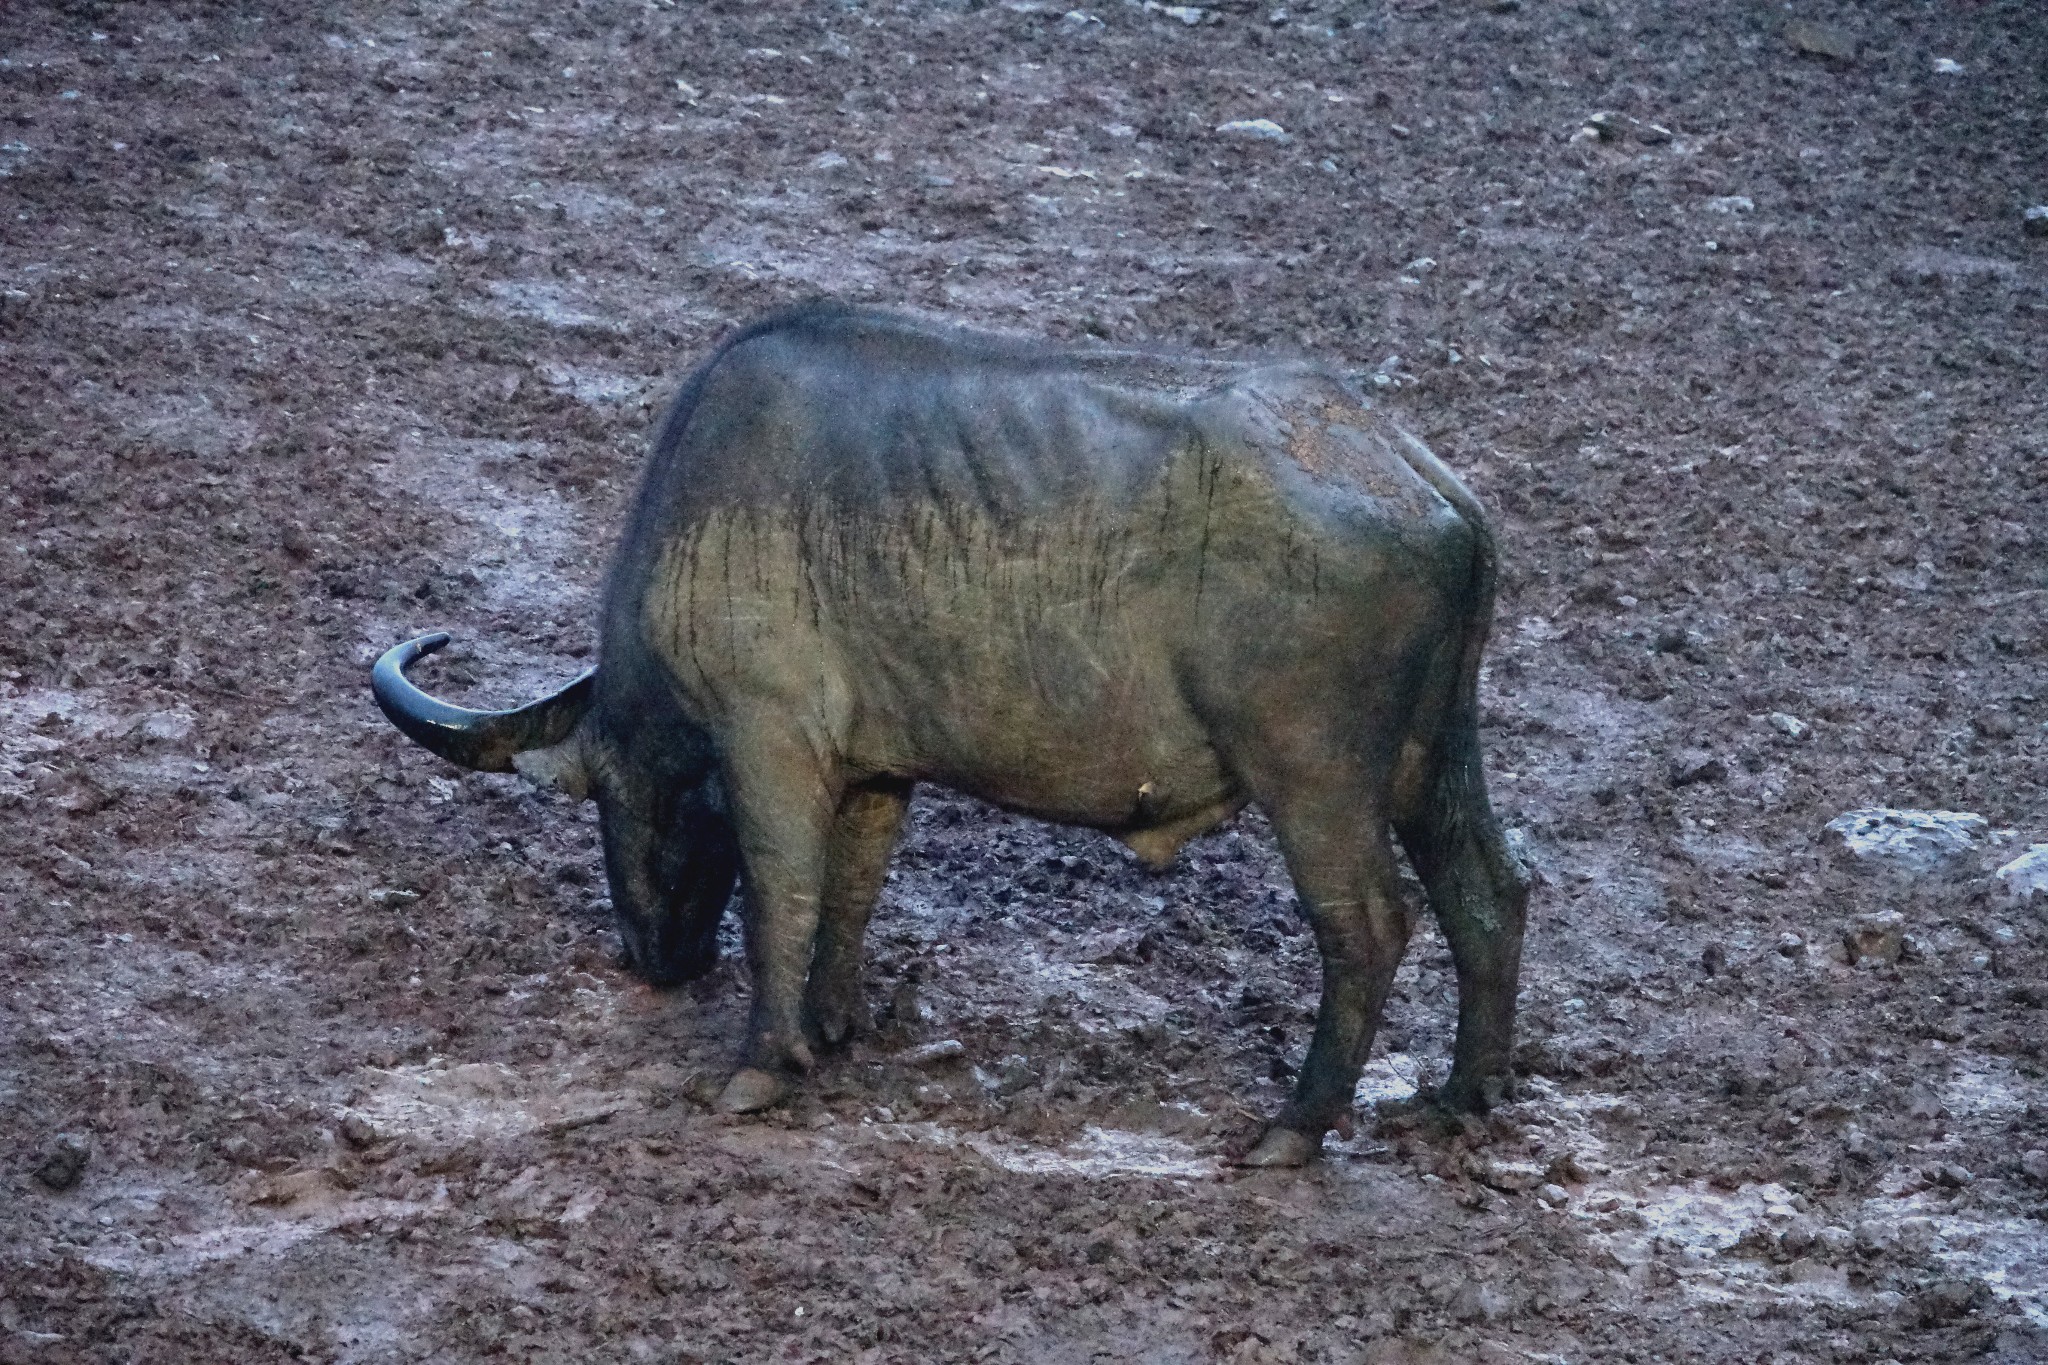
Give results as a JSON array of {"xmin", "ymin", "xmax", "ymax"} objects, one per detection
[{"xmin": 2, "ymin": 2, "xmax": 2045, "ymax": 1363}]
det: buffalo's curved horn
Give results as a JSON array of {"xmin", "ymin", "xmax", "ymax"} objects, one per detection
[{"xmin": 371, "ymin": 633, "xmax": 595, "ymax": 773}]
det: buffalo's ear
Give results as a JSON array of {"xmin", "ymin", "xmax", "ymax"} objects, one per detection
[{"xmin": 512, "ymin": 738, "xmax": 592, "ymax": 799}]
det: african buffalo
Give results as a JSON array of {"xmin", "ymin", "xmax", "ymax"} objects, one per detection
[{"xmin": 373, "ymin": 305, "xmax": 1529, "ymax": 1166}]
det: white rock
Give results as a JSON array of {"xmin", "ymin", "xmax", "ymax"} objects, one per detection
[
  {"xmin": 1768, "ymin": 711, "xmax": 1810, "ymax": 740},
  {"xmin": 1823, "ymin": 809, "xmax": 1987, "ymax": 874},
  {"xmin": 1994, "ymin": 844, "xmax": 2048, "ymax": 905},
  {"xmin": 1705, "ymin": 195, "xmax": 1756, "ymax": 215},
  {"xmin": 1214, "ymin": 118, "xmax": 1290, "ymax": 143},
  {"xmin": 894, "ymin": 1039, "xmax": 966, "ymax": 1069},
  {"xmin": 2026, "ymin": 205, "xmax": 2048, "ymax": 238},
  {"xmin": 1932, "ymin": 57, "xmax": 1964, "ymax": 74},
  {"xmin": 134, "ymin": 709, "xmax": 196, "ymax": 744}
]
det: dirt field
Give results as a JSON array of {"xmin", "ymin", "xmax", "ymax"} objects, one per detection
[{"xmin": 3, "ymin": 1, "xmax": 2045, "ymax": 1361}]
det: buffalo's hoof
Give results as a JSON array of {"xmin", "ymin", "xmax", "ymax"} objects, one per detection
[
  {"xmin": 804, "ymin": 989, "xmax": 873, "ymax": 1051},
  {"xmin": 1436, "ymin": 1071, "xmax": 1512, "ymax": 1114},
  {"xmin": 715, "ymin": 1067, "xmax": 789, "ymax": 1114},
  {"xmin": 1237, "ymin": 1126, "xmax": 1321, "ymax": 1168}
]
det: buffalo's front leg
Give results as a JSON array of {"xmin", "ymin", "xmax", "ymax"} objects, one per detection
[
  {"xmin": 804, "ymin": 778, "xmax": 913, "ymax": 1049},
  {"xmin": 714, "ymin": 719, "xmax": 843, "ymax": 1114}
]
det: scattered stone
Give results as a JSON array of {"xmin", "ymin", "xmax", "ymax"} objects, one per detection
[
  {"xmin": 1536, "ymin": 1182, "xmax": 1570, "ymax": 1208},
  {"xmin": 1932, "ymin": 57, "xmax": 1964, "ymax": 75},
  {"xmin": 33, "ymin": 1134, "xmax": 90, "ymax": 1191},
  {"xmin": 1142, "ymin": 2, "xmax": 1207, "ymax": 24},
  {"xmin": 1214, "ymin": 118, "xmax": 1291, "ymax": 144},
  {"xmin": 339, "ymin": 1114, "xmax": 379, "ymax": 1149},
  {"xmin": 1843, "ymin": 910, "xmax": 1906, "ymax": 967},
  {"xmin": 2027, "ymin": 205, "xmax": 2048, "ymax": 239},
  {"xmin": 1784, "ymin": 19, "xmax": 1857, "ymax": 63},
  {"xmin": 1581, "ymin": 110, "xmax": 1675, "ymax": 146},
  {"xmin": 2019, "ymin": 1149, "xmax": 2048, "ymax": 1184},
  {"xmin": 1705, "ymin": 195, "xmax": 1755, "ymax": 215},
  {"xmin": 894, "ymin": 1038, "xmax": 966, "ymax": 1069},
  {"xmin": 1700, "ymin": 942, "xmax": 1726, "ymax": 976},
  {"xmin": 1823, "ymin": 808, "xmax": 1987, "ymax": 874},
  {"xmin": 1669, "ymin": 750, "xmax": 1726, "ymax": 787},
  {"xmin": 1931, "ymin": 1161, "xmax": 1973, "ymax": 1189},
  {"xmin": 1776, "ymin": 932, "xmax": 1805, "ymax": 956},
  {"xmin": 1994, "ymin": 845, "xmax": 2048, "ymax": 905},
  {"xmin": 1768, "ymin": 711, "xmax": 1811, "ymax": 740}
]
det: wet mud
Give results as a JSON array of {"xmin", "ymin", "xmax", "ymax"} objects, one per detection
[{"xmin": 2, "ymin": 1, "xmax": 2045, "ymax": 1361}]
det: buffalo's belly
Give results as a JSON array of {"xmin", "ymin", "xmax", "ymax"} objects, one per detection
[{"xmin": 843, "ymin": 624, "xmax": 1237, "ymax": 832}]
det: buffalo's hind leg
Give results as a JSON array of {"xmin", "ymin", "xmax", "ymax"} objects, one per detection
[
  {"xmin": 597, "ymin": 777, "xmax": 740, "ymax": 987},
  {"xmin": 1241, "ymin": 773, "xmax": 1412, "ymax": 1168},
  {"xmin": 804, "ymin": 778, "xmax": 913, "ymax": 1049},
  {"xmin": 1394, "ymin": 730, "xmax": 1529, "ymax": 1113}
]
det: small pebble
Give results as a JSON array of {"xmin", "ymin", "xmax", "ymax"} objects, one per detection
[
  {"xmin": 1214, "ymin": 118, "xmax": 1291, "ymax": 144},
  {"xmin": 895, "ymin": 1039, "xmax": 966, "ymax": 1069},
  {"xmin": 1767, "ymin": 711, "xmax": 1810, "ymax": 740}
]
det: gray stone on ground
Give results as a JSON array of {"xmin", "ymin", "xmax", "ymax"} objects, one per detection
[
  {"xmin": 1670, "ymin": 750, "xmax": 1726, "ymax": 787},
  {"xmin": 1994, "ymin": 844, "xmax": 2048, "ymax": 905},
  {"xmin": 2025, "ymin": 205, "xmax": 2048, "ymax": 238},
  {"xmin": 895, "ymin": 1039, "xmax": 966, "ymax": 1069},
  {"xmin": 1214, "ymin": 118, "xmax": 1290, "ymax": 143},
  {"xmin": 1784, "ymin": 19, "xmax": 1857, "ymax": 62},
  {"xmin": 1767, "ymin": 711, "xmax": 1811, "ymax": 740},
  {"xmin": 1823, "ymin": 808, "xmax": 1987, "ymax": 874},
  {"xmin": 1843, "ymin": 911, "xmax": 1905, "ymax": 967}
]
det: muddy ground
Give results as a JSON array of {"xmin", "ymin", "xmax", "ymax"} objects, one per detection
[{"xmin": 3, "ymin": 0, "xmax": 2046, "ymax": 1361}]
